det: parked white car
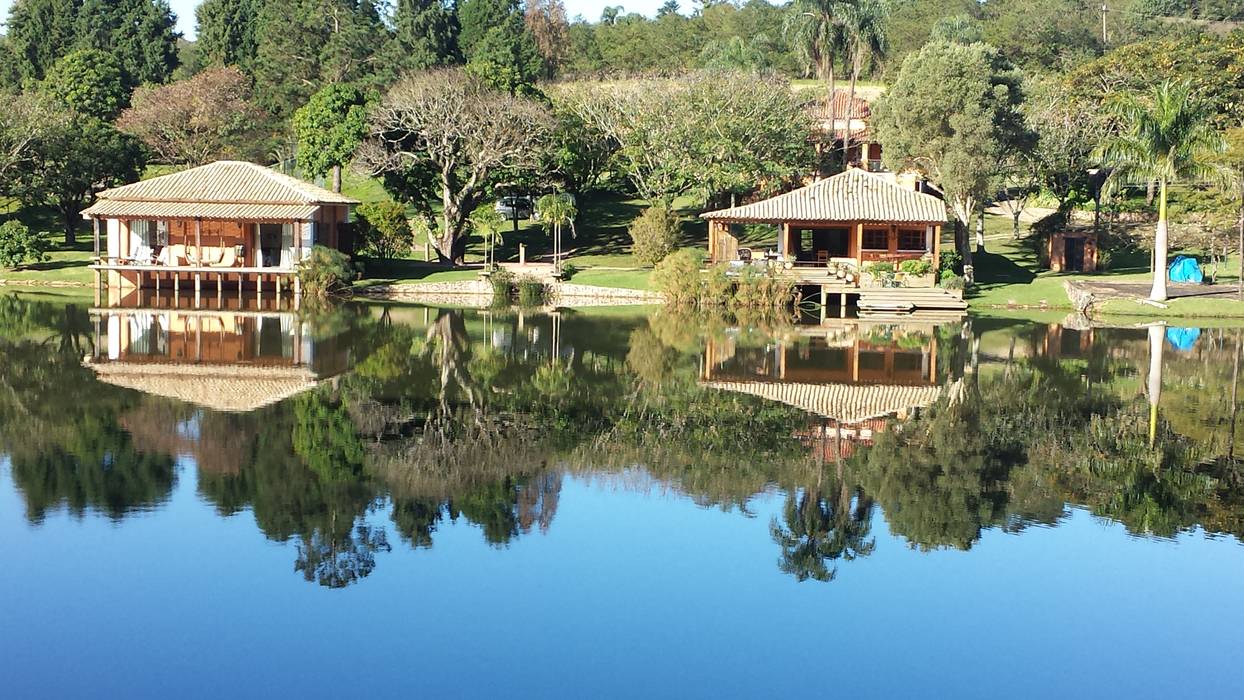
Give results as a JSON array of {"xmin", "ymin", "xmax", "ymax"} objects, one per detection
[{"xmin": 494, "ymin": 196, "xmax": 533, "ymax": 220}]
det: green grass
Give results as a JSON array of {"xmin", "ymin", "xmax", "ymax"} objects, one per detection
[
  {"xmin": 568, "ymin": 268, "xmax": 653, "ymax": 290},
  {"xmin": 0, "ymin": 201, "xmax": 95, "ymax": 286},
  {"xmin": 967, "ymin": 211, "xmax": 1244, "ymax": 318}
]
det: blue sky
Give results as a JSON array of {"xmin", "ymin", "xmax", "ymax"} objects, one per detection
[{"xmin": 1, "ymin": 1, "xmax": 671, "ymax": 39}]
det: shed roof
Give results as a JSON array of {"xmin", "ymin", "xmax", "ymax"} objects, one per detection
[
  {"xmin": 703, "ymin": 380, "xmax": 941, "ymax": 424},
  {"xmin": 807, "ymin": 89, "xmax": 872, "ymax": 122},
  {"xmin": 83, "ymin": 160, "xmax": 356, "ymax": 221},
  {"xmin": 701, "ymin": 168, "xmax": 946, "ymax": 224}
]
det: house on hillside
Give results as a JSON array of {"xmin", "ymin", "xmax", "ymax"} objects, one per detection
[
  {"xmin": 809, "ymin": 89, "xmax": 884, "ymax": 172},
  {"xmin": 85, "ymin": 160, "xmax": 358, "ymax": 299},
  {"xmin": 703, "ymin": 167, "xmax": 945, "ymax": 273}
]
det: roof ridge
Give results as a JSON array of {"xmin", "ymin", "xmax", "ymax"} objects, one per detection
[{"xmin": 94, "ymin": 160, "xmax": 358, "ymax": 206}]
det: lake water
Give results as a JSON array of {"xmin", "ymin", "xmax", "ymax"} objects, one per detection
[{"xmin": 2, "ymin": 295, "xmax": 1244, "ymax": 698}]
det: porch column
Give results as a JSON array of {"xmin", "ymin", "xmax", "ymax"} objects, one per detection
[
  {"xmin": 294, "ymin": 221, "xmax": 303, "ymax": 297},
  {"xmin": 92, "ymin": 217, "xmax": 100, "ymax": 261},
  {"xmin": 855, "ymin": 222, "xmax": 864, "ymax": 269},
  {"xmin": 194, "ymin": 217, "xmax": 203, "ymax": 298},
  {"xmin": 779, "ymin": 223, "xmax": 790, "ymax": 259},
  {"xmin": 932, "ymin": 224, "xmax": 941, "ymax": 268}
]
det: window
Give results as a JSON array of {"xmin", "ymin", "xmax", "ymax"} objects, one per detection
[
  {"xmin": 898, "ymin": 229, "xmax": 926, "ymax": 252},
  {"xmin": 862, "ymin": 228, "xmax": 888, "ymax": 251},
  {"xmin": 130, "ymin": 220, "xmax": 168, "ymax": 247},
  {"xmin": 801, "ymin": 229, "xmax": 813, "ymax": 253}
]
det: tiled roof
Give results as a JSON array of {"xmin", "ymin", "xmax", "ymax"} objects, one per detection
[
  {"xmin": 86, "ymin": 160, "xmax": 356, "ymax": 211},
  {"xmin": 701, "ymin": 168, "xmax": 946, "ymax": 224},
  {"xmin": 703, "ymin": 380, "xmax": 942, "ymax": 424},
  {"xmin": 84, "ymin": 200, "xmax": 319, "ymax": 221},
  {"xmin": 86, "ymin": 361, "xmax": 320, "ymax": 413},
  {"xmin": 807, "ymin": 89, "xmax": 872, "ymax": 122}
]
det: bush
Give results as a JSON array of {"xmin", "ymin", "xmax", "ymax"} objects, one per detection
[
  {"xmin": 0, "ymin": 221, "xmax": 48, "ymax": 269},
  {"xmin": 629, "ymin": 206, "xmax": 682, "ymax": 266},
  {"xmin": 488, "ymin": 267, "xmax": 515, "ymax": 299},
  {"xmin": 355, "ymin": 201, "xmax": 412, "ymax": 259},
  {"xmin": 866, "ymin": 261, "xmax": 895, "ymax": 275},
  {"xmin": 732, "ymin": 267, "xmax": 796, "ymax": 309},
  {"xmin": 652, "ymin": 248, "xmax": 704, "ymax": 306},
  {"xmin": 1096, "ymin": 247, "xmax": 1112, "ymax": 272},
  {"xmin": 938, "ymin": 249, "xmax": 963, "ymax": 275},
  {"xmin": 899, "ymin": 259, "xmax": 932, "ymax": 276},
  {"xmin": 560, "ymin": 261, "xmax": 578, "ymax": 280},
  {"xmin": 516, "ymin": 275, "xmax": 549, "ymax": 306},
  {"xmin": 296, "ymin": 245, "xmax": 356, "ymax": 297},
  {"xmin": 940, "ymin": 274, "xmax": 965, "ymax": 291}
]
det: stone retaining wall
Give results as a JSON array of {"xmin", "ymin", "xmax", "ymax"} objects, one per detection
[{"xmin": 357, "ymin": 280, "xmax": 664, "ymax": 307}]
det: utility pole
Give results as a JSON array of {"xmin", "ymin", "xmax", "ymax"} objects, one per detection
[{"xmin": 1101, "ymin": 3, "xmax": 1109, "ymax": 44}]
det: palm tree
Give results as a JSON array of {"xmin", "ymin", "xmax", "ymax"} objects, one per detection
[
  {"xmin": 1097, "ymin": 81, "xmax": 1226, "ymax": 301},
  {"xmin": 839, "ymin": 0, "xmax": 887, "ymax": 160},
  {"xmin": 785, "ymin": 0, "xmax": 847, "ymax": 132},
  {"xmin": 536, "ymin": 193, "xmax": 577, "ymax": 275},
  {"xmin": 470, "ymin": 206, "xmax": 505, "ymax": 271}
]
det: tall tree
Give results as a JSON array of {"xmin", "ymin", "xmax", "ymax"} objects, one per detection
[
  {"xmin": 39, "ymin": 48, "xmax": 127, "ymax": 121},
  {"xmin": 359, "ymin": 68, "xmax": 552, "ymax": 263},
  {"xmin": 384, "ymin": 0, "xmax": 462, "ymax": 74},
  {"xmin": 524, "ymin": 0, "xmax": 570, "ymax": 78},
  {"xmin": 839, "ymin": 0, "xmax": 888, "ymax": 156},
  {"xmin": 195, "ymin": 0, "xmax": 263, "ymax": 69},
  {"xmin": 74, "ymin": 0, "xmax": 180, "ymax": 88},
  {"xmin": 785, "ymin": 0, "xmax": 846, "ymax": 126},
  {"xmin": 293, "ymin": 84, "xmax": 370, "ymax": 192},
  {"xmin": 461, "ymin": 0, "xmax": 542, "ymax": 95},
  {"xmin": 459, "ymin": 0, "xmax": 520, "ymax": 54},
  {"xmin": 873, "ymin": 40, "xmax": 1031, "ymax": 285},
  {"xmin": 0, "ymin": 93, "xmax": 61, "ymax": 191},
  {"xmin": 252, "ymin": 0, "xmax": 387, "ymax": 116},
  {"xmin": 4, "ymin": 0, "xmax": 84, "ymax": 83},
  {"xmin": 17, "ymin": 117, "xmax": 145, "ymax": 243},
  {"xmin": 1097, "ymin": 80, "xmax": 1227, "ymax": 302}
]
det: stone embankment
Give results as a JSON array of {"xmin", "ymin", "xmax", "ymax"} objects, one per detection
[{"xmin": 357, "ymin": 280, "xmax": 663, "ymax": 307}]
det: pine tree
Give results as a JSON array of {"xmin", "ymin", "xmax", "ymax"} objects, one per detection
[
  {"xmin": 195, "ymin": 0, "xmax": 262, "ymax": 70},
  {"xmin": 385, "ymin": 0, "xmax": 462, "ymax": 75}
]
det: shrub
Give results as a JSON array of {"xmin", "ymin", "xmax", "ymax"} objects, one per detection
[
  {"xmin": 899, "ymin": 259, "xmax": 932, "ymax": 276},
  {"xmin": 0, "ymin": 221, "xmax": 48, "ymax": 269},
  {"xmin": 1096, "ymin": 247, "xmax": 1112, "ymax": 272},
  {"xmin": 938, "ymin": 249, "xmax": 963, "ymax": 275},
  {"xmin": 652, "ymin": 248, "xmax": 704, "ymax": 306},
  {"xmin": 516, "ymin": 275, "xmax": 549, "ymax": 306},
  {"xmin": 701, "ymin": 264, "xmax": 733, "ymax": 307},
  {"xmin": 355, "ymin": 201, "xmax": 412, "ymax": 259},
  {"xmin": 560, "ymin": 261, "xmax": 578, "ymax": 280},
  {"xmin": 296, "ymin": 245, "xmax": 356, "ymax": 298},
  {"xmin": 940, "ymin": 274, "xmax": 965, "ymax": 291},
  {"xmin": 732, "ymin": 267, "xmax": 795, "ymax": 309},
  {"xmin": 629, "ymin": 206, "xmax": 682, "ymax": 266},
  {"xmin": 488, "ymin": 267, "xmax": 515, "ymax": 299},
  {"xmin": 866, "ymin": 261, "xmax": 895, "ymax": 275}
]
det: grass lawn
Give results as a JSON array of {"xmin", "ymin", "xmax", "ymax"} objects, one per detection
[
  {"xmin": 968, "ymin": 211, "xmax": 1244, "ymax": 318},
  {"xmin": 568, "ymin": 268, "xmax": 653, "ymax": 290},
  {"xmin": 0, "ymin": 201, "xmax": 95, "ymax": 286}
]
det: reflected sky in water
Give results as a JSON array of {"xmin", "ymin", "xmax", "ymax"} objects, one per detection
[{"xmin": 3, "ymin": 297, "xmax": 1244, "ymax": 697}]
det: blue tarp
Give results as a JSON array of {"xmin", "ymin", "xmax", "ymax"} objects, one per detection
[
  {"xmin": 1168, "ymin": 256, "xmax": 1204, "ymax": 284},
  {"xmin": 1166, "ymin": 326, "xmax": 1202, "ymax": 352}
]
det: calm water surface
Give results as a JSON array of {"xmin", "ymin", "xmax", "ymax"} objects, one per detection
[{"xmin": 2, "ymin": 296, "xmax": 1243, "ymax": 698}]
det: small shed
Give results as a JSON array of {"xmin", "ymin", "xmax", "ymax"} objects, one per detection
[{"xmin": 1047, "ymin": 230, "xmax": 1098, "ymax": 273}]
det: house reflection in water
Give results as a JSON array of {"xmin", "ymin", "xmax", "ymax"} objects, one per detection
[
  {"xmin": 85, "ymin": 305, "xmax": 351, "ymax": 413},
  {"xmin": 702, "ymin": 321, "xmax": 946, "ymax": 461}
]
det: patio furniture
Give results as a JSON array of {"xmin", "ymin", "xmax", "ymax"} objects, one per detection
[{"xmin": 737, "ymin": 248, "xmax": 753, "ymax": 263}]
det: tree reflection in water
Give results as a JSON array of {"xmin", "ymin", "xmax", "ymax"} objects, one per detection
[{"xmin": 7, "ymin": 295, "xmax": 1244, "ymax": 587}]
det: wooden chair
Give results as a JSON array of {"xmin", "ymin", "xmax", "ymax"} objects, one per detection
[{"xmin": 816, "ymin": 250, "xmax": 829, "ymax": 263}]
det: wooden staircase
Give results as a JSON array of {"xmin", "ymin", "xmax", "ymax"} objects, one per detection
[{"xmin": 856, "ymin": 287, "xmax": 968, "ymax": 316}]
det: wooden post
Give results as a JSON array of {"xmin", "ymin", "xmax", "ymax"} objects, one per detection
[
  {"xmin": 855, "ymin": 221, "xmax": 864, "ymax": 270},
  {"xmin": 819, "ymin": 284, "xmax": 828, "ymax": 323},
  {"xmin": 92, "ymin": 217, "xmax": 101, "ymax": 261},
  {"xmin": 932, "ymin": 224, "xmax": 942, "ymax": 268},
  {"xmin": 840, "ymin": 292, "xmax": 847, "ymax": 318},
  {"xmin": 217, "ymin": 273, "xmax": 223, "ymax": 306},
  {"xmin": 195, "ymin": 217, "xmax": 202, "ymax": 267}
]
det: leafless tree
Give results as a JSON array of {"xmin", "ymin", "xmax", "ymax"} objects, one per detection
[
  {"xmin": 0, "ymin": 93, "xmax": 61, "ymax": 194},
  {"xmin": 358, "ymin": 68, "xmax": 552, "ymax": 264}
]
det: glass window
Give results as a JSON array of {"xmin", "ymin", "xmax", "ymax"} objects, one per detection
[
  {"xmin": 863, "ymin": 229, "xmax": 888, "ymax": 251},
  {"xmin": 131, "ymin": 220, "xmax": 168, "ymax": 247},
  {"xmin": 898, "ymin": 229, "xmax": 926, "ymax": 251}
]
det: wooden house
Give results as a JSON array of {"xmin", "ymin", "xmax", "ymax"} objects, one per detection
[
  {"xmin": 703, "ymin": 167, "xmax": 946, "ymax": 272},
  {"xmin": 85, "ymin": 161, "xmax": 358, "ymax": 298}
]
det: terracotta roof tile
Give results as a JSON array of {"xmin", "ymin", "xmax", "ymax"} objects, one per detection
[
  {"xmin": 701, "ymin": 168, "xmax": 946, "ymax": 224},
  {"xmin": 703, "ymin": 380, "xmax": 942, "ymax": 423},
  {"xmin": 91, "ymin": 161, "xmax": 357, "ymax": 206}
]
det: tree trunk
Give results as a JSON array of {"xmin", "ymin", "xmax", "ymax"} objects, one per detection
[
  {"xmin": 331, "ymin": 165, "xmax": 342, "ymax": 193},
  {"xmin": 844, "ymin": 44, "xmax": 860, "ymax": 162},
  {"xmin": 62, "ymin": 207, "xmax": 76, "ymax": 246},
  {"xmin": 1237, "ymin": 197, "xmax": 1243, "ymax": 301},
  {"xmin": 1151, "ymin": 180, "xmax": 1169, "ymax": 302},
  {"xmin": 956, "ymin": 219, "xmax": 975, "ymax": 285},
  {"xmin": 1013, "ymin": 210, "xmax": 1021, "ymax": 240},
  {"xmin": 1147, "ymin": 324, "xmax": 1164, "ymax": 447},
  {"xmin": 975, "ymin": 208, "xmax": 986, "ymax": 254}
]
